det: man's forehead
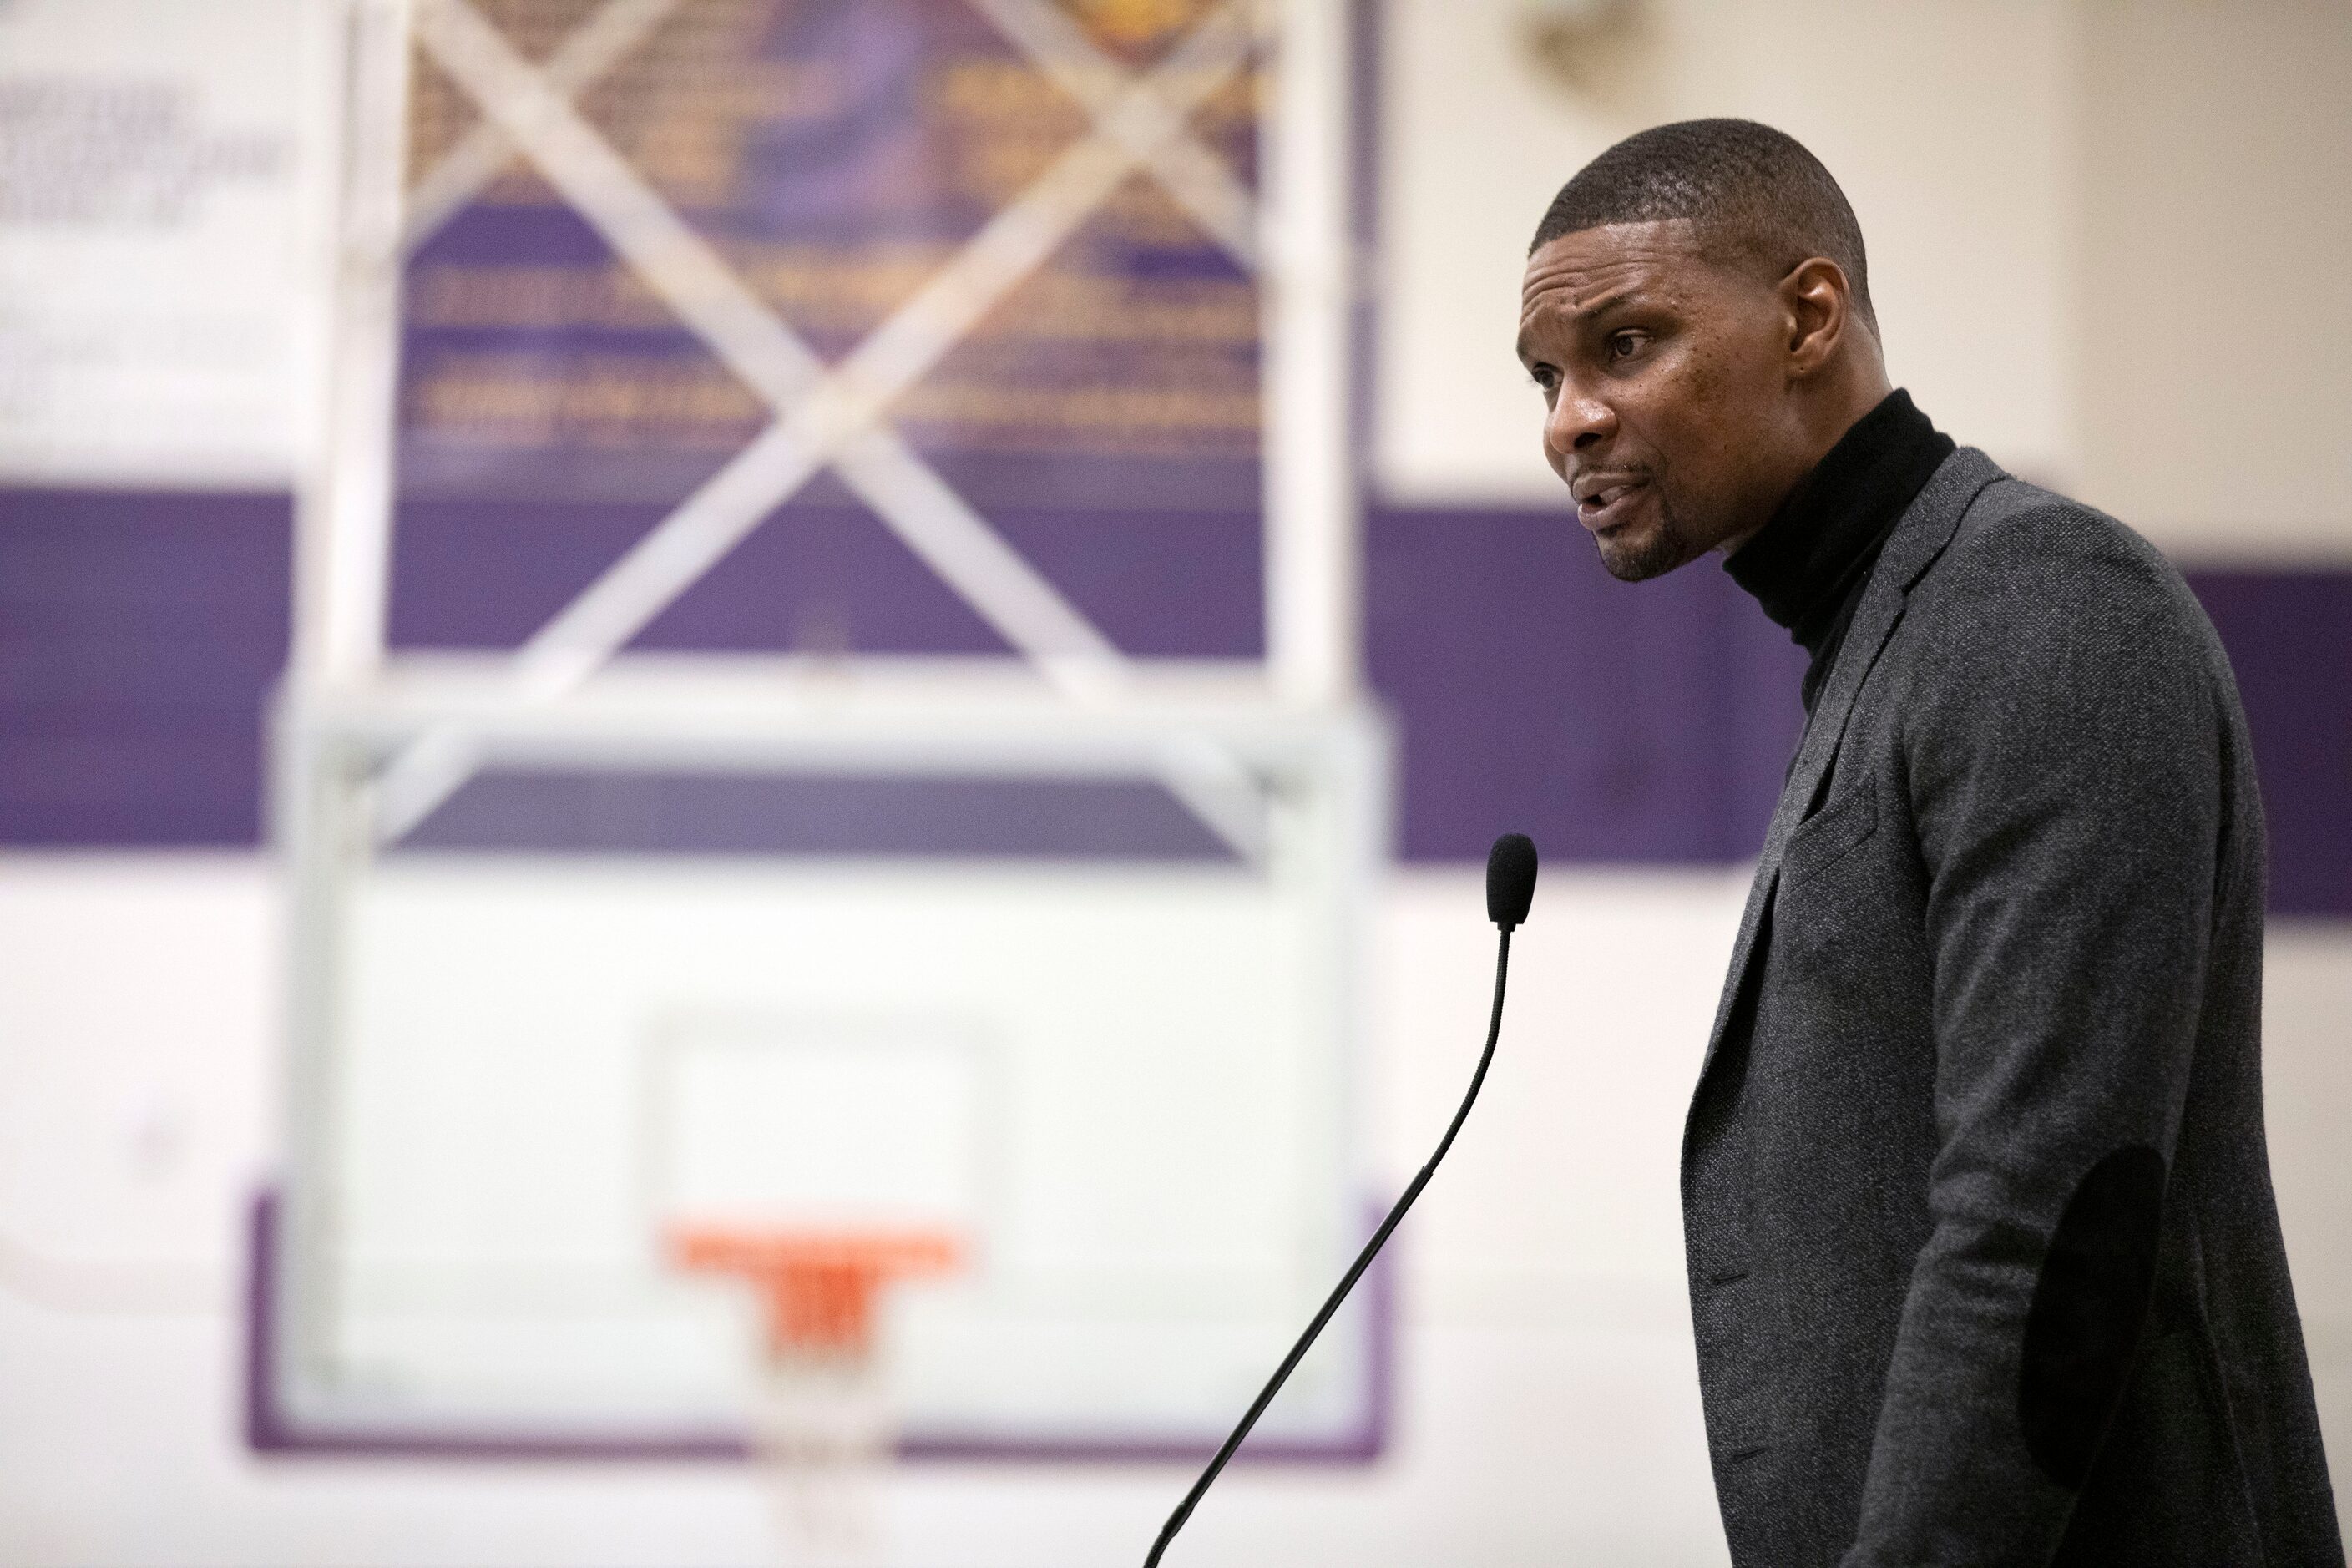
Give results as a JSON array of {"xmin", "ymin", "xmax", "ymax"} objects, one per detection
[{"xmin": 1520, "ymin": 218, "xmax": 1707, "ymax": 315}]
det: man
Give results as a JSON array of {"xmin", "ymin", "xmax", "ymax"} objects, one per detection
[{"xmin": 1516, "ymin": 119, "xmax": 2341, "ymax": 1565}]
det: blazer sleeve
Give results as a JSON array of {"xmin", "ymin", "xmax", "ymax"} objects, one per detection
[{"xmin": 1842, "ymin": 508, "xmax": 2231, "ymax": 1565}]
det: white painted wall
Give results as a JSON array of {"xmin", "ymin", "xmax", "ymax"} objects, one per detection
[{"xmin": 2, "ymin": 859, "xmax": 2344, "ymax": 1565}]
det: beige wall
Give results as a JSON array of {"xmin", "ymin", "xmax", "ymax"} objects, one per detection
[
  {"xmin": 2076, "ymin": 0, "xmax": 2352, "ymax": 560},
  {"xmin": 1376, "ymin": 0, "xmax": 2078, "ymax": 503},
  {"xmin": 1376, "ymin": 0, "xmax": 2352, "ymax": 564}
]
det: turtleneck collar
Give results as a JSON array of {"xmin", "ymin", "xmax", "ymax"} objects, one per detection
[{"xmin": 1724, "ymin": 388, "xmax": 1955, "ymax": 712}]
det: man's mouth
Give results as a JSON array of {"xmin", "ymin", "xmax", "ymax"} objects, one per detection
[{"xmin": 1576, "ymin": 478, "xmax": 1647, "ymax": 534}]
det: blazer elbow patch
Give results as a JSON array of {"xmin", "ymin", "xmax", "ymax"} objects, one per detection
[{"xmin": 2017, "ymin": 1144, "xmax": 2167, "ymax": 1487}]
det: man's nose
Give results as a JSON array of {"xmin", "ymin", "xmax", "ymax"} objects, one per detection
[{"xmin": 1545, "ymin": 388, "xmax": 1616, "ymax": 460}]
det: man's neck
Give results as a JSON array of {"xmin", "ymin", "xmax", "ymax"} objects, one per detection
[
  {"xmin": 1715, "ymin": 366, "xmax": 1897, "ymax": 564},
  {"xmin": 1721, "ymin": 387, "xmax": 1955, "ymax": 709}
]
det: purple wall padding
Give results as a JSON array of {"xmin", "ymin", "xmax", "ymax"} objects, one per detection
[
  {"xmin": 2189, "ymin": 573, "xmax": 2352, "ymax": 918},
  {"xmin": 0, "ymin": 487, "xmax": 289, "ymax": 845},
  {"xmin": 1365, "ymin": 505, "xmax": 1806, "ymax": 862},
  {"xmin": 4, "ymin": 485, "xmax": 2346, "ymax": 918}
]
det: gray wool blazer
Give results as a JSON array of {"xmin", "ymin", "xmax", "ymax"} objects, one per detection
[{"xmin": 1683, "ymin": 448, "xmax": 2343, "ymax": 1565}]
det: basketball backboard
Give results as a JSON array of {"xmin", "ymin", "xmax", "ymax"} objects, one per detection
[{"xmin": 256, "ymin": 665, "xmax": 1391, "ymax": 1459}]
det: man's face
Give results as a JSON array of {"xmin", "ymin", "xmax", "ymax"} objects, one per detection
[{"xmin": 1517, "ymin": 220, "xmax": 1809, "ymax": 581}]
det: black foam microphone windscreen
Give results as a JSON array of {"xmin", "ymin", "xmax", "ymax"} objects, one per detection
[
  {"xmin": 1144, "ymin": 833, "xmax": 1537, "ymax": 1565},
  {"xmin": 1487, "ymin": 832, "xmax": 1538, "ymax": 930}
]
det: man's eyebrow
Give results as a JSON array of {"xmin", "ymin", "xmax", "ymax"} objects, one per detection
[
  {"xmin": 1518, "ymin": 281, "xmax": 1646, "ymax": 357},
  {"xmin": 1567, "ymin": 286, "xmax": 1643, "ymax": 325}
]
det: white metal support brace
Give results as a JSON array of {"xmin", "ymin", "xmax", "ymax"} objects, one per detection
[
  {"xmin": 401, "ymin": 0, "xmax": 687, "ymax": 250},
  {"xmin": 1262, "ymin": 0, "xmax": 1355, "ymax": 706},
  {"xmin": 960, "ymin": 0, "xmax": 1259, "ymax": 271},
  {"xmin": 292, "ymin": 0, "xmax": 414, "ymax": 689},
  {"xmin": 371, "ymin": 0, "xmax": 1262, "ymax": 853}
]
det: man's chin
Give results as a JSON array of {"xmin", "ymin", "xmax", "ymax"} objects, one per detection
[{"xmin": 1594, "ymin": 522, "xmax": 1694, "ymax": 583}]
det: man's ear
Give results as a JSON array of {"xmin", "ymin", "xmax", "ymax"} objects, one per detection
[{"xmin": 1780, "ymin": 256, "xmax": 1853, "ymax": 377}]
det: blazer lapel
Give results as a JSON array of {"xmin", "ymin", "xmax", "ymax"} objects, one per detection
[{"xmin": 1695, "ymin": 448, "xmax": 2006, "ymax": 1080}]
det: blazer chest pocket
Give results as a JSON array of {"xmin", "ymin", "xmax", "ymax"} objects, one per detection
[{"xmin": 1781, "ymin": 776, "xmax": 1879, "ymax": 890}]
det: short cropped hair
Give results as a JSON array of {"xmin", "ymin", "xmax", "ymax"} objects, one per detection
[{"xmin": 1530, "ymin": 119, "xmax": 1877, "ymax": 334}]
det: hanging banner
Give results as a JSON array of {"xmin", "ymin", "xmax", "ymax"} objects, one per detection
[{"xmin": 398, "ymin": 0, "xmax": 1264, "ymax": 514}]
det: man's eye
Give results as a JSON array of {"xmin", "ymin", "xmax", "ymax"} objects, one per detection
[
  {"xmin": 1607, "ymin": 331, "xmax": 1646, "ymax": 362},
  {"xmin": 1529, "ymin": 365, "xmax": 1559, "ymax": 393}
]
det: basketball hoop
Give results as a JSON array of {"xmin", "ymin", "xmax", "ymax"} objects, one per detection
[{"xmin": 668, "ymin": 1226, "xmax": 964, "ymax": 1567}]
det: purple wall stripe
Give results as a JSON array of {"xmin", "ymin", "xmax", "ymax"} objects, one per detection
[
  {"xmin": 1366, "ymin": 504, "xmax": 1807, "ymax": 863},
  {"xmin": 0, "ymin": 487, "xmax": 289, "ymax": 845},
  {"xmin": 2188, "ymin": 573, "xmax": 2352, "ymax": 918},
  {"xmin": 4, "ymin": 486, "xmax": 2346, "ymax": 917}
]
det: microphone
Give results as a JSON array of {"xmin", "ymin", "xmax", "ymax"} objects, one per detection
[
  {"xmin": 1144, "ymin": 832, "xmax": 1539, "ymax": 1565},
  {"xmin": 1487, "ymin": 830, "xmax": 1537, "ymax": 932}
]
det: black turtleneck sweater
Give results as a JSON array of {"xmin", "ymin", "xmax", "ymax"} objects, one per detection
[{"xmin": 1725, "ymin": 389, "xmax": 1955, "ymax": 715}]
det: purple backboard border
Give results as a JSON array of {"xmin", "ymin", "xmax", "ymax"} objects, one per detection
[{"xmin": 244, "ymin": 1187, "xmax": 1395, "ymax": 1466}]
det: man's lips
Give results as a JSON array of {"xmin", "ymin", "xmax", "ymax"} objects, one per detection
[{"xmin": 1575, "ymin": 478, "xmax": 1648, "ymax": 534}]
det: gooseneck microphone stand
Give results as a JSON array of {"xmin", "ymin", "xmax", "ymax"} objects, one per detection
[{"xmin": 1144, "ymin": 833, "xmax": 1537, "ymax": 1566}]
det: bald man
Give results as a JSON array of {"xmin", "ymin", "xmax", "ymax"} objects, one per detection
[{"xmin": 1516, "ymin": 120, "xmax": 2340, "ymax": 1565}]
